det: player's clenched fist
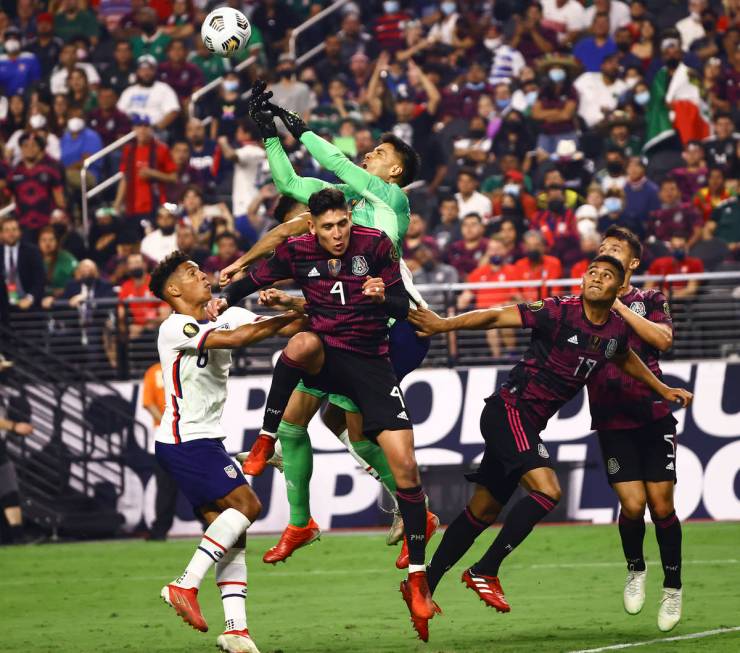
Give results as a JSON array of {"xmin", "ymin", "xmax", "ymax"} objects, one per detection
[
  {"xmin": 408, "ymin": 307, "xmax": 446, "ymax": 337},
  {"xmin": 362, "ymin": 276, "xmax": 386, "ymax": 303},
  {"xmin": 661, "ymin": 387, "xmax": 693, "ymax": 408},
  {"xmin": 258, "ymin": 288, "xmax": 303, "ymax": 311},
  {"xmin": 205, "ymin": 297, "xmax": 228, "ymax": 321}
]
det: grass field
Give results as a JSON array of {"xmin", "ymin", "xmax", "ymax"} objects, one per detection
[{"xmin": 2, "ymin": 521, "xmax": 739, "ymax": 653}]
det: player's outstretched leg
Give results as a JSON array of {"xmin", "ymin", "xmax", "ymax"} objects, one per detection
[
  {"xmin": 215, "ymin": 544, "xmax": 260, "ymax": 653},
  {"xmin": 243, "ymin": 333, "xmax": 324, "ymax": 476},
  {"xmin": 466, "ymin": 468, "xmax": 560, "ymax": 611},
  {"xmin": 647, "ymin": 482, "xmax": 682, "ymax": 632},
  {"xmin": 613, "ymin": 481, "xmax": 649, "ymax": 614},
  {"xmin": 262, "ymin": 420, "xmax": 321, "ymax": 564}
]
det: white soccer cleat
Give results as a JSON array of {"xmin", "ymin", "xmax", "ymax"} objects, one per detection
[
  {"xmin": 623, "ymin": 569, "xmax": 647, "ymax": 614},
  {"xmin": 386, "ymin": 509, "xmax": 404, "ymax": 546},
  {"xmin": 236, "ymin": 445, "xmax": 283, "ymax": 474},
  {"xmin": 657, "ymin": 587, "xmax": 682, "ymax": 632},
  {"xmin": 216, "ymin": 629, "xmax": 261, "ymax": 653}
]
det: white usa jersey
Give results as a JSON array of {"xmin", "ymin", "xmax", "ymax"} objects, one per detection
[{"xmin": 156, "ymin": 307, "xmax": 258, "ymax": 444}]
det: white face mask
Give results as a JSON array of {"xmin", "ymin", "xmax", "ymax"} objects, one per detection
[
  {"xmin": 5, "ymin": 39, "xmax": 20, "ymax": 54},
  {"xmin": 484, "ymin": 37, "xmax": 502, "ymax": 51},
  {"xmin": 68, "ymin": 117, "xmax": 85, "ymax": 132},
  {"xmin": 29, "ymin": 114, "xmax": 46, "ymax": 129},
  {"xmin": 76, "ymin": 47, "xmax": 87, "ymax": 60}
]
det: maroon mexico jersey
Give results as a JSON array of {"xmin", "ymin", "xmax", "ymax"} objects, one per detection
[
  {"xmin": 587, "ymin": 287, "xmax": 674, "ymax": 431},
  {"xmin": 246, "ymin": 225, "xmax": 402, "ymax": 357},
  {"xmin": 498, "ymin": 296, "xmax": 630, "ymax": 431}
]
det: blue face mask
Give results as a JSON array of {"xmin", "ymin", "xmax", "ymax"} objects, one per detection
[
  {"xmin": 384, "ymin": 1, "xmax": 400, "ymax": 13},
  {"xmin": 441, "ymin": 1, "xmax": 457, "ymax": 15},
  {"xmin": 525, "ymin": 90, "xmax": 538, "ymax": 105},
  {"xmin": 503, "ymin": 183, "xmax": 520, "ymax": 196},
  {"xmin": 223, "ymin": 80, "xmax": 239, "ymax": 92},
  {"xmin": 604, "ymin": 197, "xmax": 623, "ymax": 213},
  {"xmin": 673, "ymin": 249, "xmax": 686, "ymax": 261},
  {"xmin": 634, "ymin": 90, "xmax": 650, "ymax": 106},
  {"xmin": 496, "ymin": 98, "xmax": 511, "ymax": 110},
  {"xmin": 549, "ymin": 68, "xmax": 566, "ymax": 84},
  {"xmin": 489, "ymin": 255, "xmax": 504, "ymax": 265}
]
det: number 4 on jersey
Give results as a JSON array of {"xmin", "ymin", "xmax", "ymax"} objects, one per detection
[{"xmin": 330, "ymin": 281, "xmax": 346, "ymax": 305}]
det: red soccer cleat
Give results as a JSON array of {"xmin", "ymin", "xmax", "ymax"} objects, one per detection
[
  {"xmin": 241, "ymin": 434, "xmax": 276, "ymax": 477},
  {"xmin": 160, "ymin": 584, "xmax": 209, "ymax": 632},
  {"xmin": 400, "ymin": 573, "xmax": 441, "ymax": 642},
  {"xmin": 461, "ymin": 568, "xmax": 511, "ymax": 613},
  {"xmin": 262, "ymin": 518, "xmax": 321, "ymax": 564},
  {"xmin": 395, "ymin": 511, "xmax": 440, "ymax": 570}
]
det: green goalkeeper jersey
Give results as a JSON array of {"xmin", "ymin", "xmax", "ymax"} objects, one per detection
[{"xmin": 264, "ymin": 132, "xmax": 410, "ymax": 253}]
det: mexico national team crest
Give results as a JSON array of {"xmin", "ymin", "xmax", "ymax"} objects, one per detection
[
  {"xmin": 663, "ymin": 302, "xmax": 671, "ymax": 318},
  {"xmin": 328, "ymin": 259, "xmax": 342, "ymax": 277},
  {"xmin": 605, "ymin": 338, "xmax": 618, "ymax": 359},
  {"xmin": 224, "ymin": 464, "xmax": 238, "ymax": 479},
  {"xmin": 538, "ymin": 443, "xmax": 550, "ymax": 459},
  {"xmin": 629, "ymin": 301, "xmax": 646, "ymax": 316},
  {"xmin": 351, "ymin": 255, "xmax": 369, "ymax": 276},
  {"xmin": 607, "ymin": 458, "xmax": 620, "ymax": 475}
]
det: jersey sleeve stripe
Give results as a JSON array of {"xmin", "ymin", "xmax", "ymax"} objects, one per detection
[
  {"xmin": 197, "ymin": 328, "xmax": 216, "ymax": 353},
  {"xmin": 172, "ymin": 351, "xmax": 183, "ymax": 398},
  {"xmin": 171, "ymin": 394, "xmax": 181, "ymax": 444}
]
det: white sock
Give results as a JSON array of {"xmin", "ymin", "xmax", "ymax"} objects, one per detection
[
  {"xmin": 409, "ymin": 564, "xmax": 426, "ymax": 574},
  {"xmin": 175, "ymin": 508, "xmax": 251, "ymax": 589},
  {"xmin": 337, "ymin": 429, "xmax": 399, "ymax": 510},
  {"xmin": 216, "ymin": 546, "xmax": 248, "ymax": 632}
]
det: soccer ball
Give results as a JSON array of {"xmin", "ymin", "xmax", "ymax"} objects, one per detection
[{"xmin": 201, "ymin": 7, "xmax": 251, "ymax": 57}]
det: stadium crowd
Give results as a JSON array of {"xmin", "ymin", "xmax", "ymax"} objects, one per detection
[{"xmin": 0, "ymin": 0, "xmax": 739, "ymax": 360}]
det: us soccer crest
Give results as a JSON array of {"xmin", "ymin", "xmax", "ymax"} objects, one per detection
[
  {"xmin": 224, "ymin": 464, "xmax": 238, "ymax": 479},
  {"xmin": 605, "ymin": 338, "xmax": 618, "ymax": 358},
  {"xmin": 629, "ymin": 301, "xmax": 646, "ymax": 316},
  {"xmin": 328, "ymin": 259, "xmax": 342, "ymax": 277},
  {"xmin": 528, "ymin": 299, "xmax": 544, "ymax": 311},
  {"xmin": 352, "ymin": 255, "xmax": 369, "ymax": 276}
]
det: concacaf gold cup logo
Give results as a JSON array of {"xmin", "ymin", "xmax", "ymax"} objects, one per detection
[{"xmin": 222, "ymin": 36, "xmax": 241, "ymax": 54}]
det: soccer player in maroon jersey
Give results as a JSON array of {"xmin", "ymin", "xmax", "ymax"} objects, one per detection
[
  {"xmin": 407, "ymin": 256, "xmax": 692, "ymax": 639},
  {"xmin": 221, "ymin": 188, "xmax": 440, "ymax": 634},
  {"xmin": 590, "ymin": 226, "xmax": 684, "ymax": 631}
]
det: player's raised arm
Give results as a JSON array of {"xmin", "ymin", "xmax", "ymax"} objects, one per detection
[
  {"xmin": 221, "ymin": 241, "xmax": 294, "ymax": 308},
  {"xmin": 200, "ymin": 311, "xmax": 303, "ymax": 349},
  {"xmin": 612, "ymin": 296, "xmax": 674, "ymax": 352},
  {"xmin": 613, "ymin": 349, "xmax": 693, "ymax": 406},
  {"xmin": 409, "ymin": 304, "xmax": 524, "ymax": 336}
]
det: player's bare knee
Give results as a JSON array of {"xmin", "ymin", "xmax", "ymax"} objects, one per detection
[
  {"xmin": 394, "ymin": 457, "xmax": 420, "ymax": 486},
  {"xmin": 620, "ymin": 497, "xmax": 647, "ymax": 519},
  {"xmin": 285, "ymin": 332, "xmax": 323, "ymax": 366},
  {"xmin": 648, "ymin": 499, "xmax": 674, "ymax": 521}
]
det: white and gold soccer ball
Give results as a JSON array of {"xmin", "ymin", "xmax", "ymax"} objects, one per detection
[{"xmin": 200, "ymin": 7, "xmax": 251, "ymax": 57}]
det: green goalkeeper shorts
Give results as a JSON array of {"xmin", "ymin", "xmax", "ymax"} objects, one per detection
[{"xmin": 295, "ymin": 380, "xmax": 360, "ymax": 413}]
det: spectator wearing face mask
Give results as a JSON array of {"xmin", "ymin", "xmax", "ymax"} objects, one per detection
[
  {"xmin": 671, "ymin": 140, "xmax": 708, "ymax": 201},
  {"xmin": 531, "ymin": 60, "xmax": 579, "ymax": 154},
  {"xmin": 596, "ymin": 146, "xmax": 628, "ymax": 192},
  {"xmin": 492, "ymin": 171, "xmax": 537, "ymax": 222},
  {"xmin": 206, "ymin": 73, "xmax": 250, "ymax": 140},
  {"xmin": 59, "ymin": 259, "xmax": 115, "ymax": 311},
  {"xmin": 531, "ymin": 182, "xmax": 580, "ymax": 268},
  {"xmin": 509, "ymin": 229, "xmax": 563, "ymax": 301},
  {"xmin": 117, "ymin": 56, "xmax": 180, "ymax": 132},
  {"xmin": 60, "ymin": 107, "xmax": 103, "ymax": 188},
  {"xmin": 373, "ymin": 1, "xmax": 413, "ymax": 53},
  {"xmin": 49, "ymin": 209, "xmax": 86, "ymax": 261},
  {"xmin": 551, "ymin": 139, "xmax": 594, "ymax": 198},
  {"xmin": 140, "ymin": 204, "xmax": 179, "ymax": 264},
  {"xmin": 598, "ymin": 188, "xmax": 644, "ymax": 237},
  {"xmin": 38, "ymin": 225, "xmax": 78, "ymax": 307},
  {"xmin": 574, "ymin": 53, "xmax": 628, "ymax": 128},
  {"xmin": 646, "ymin": 234, "xmax": 704, "ymax": 297},
  {"xmin": 458, "ymin": 238, "xmax": 516, "ymax": 310},
  {"xmin": 568, "ymin": 231, "xmax": 603, "ymax": 294},
  {"xmin": 4, "ymin": 113, "xmax": 61, "ymax": 165},
  {"xmin": 0, "ymin": 26, "xmax": 40, "ymax": 96},
  {"xmin": 117, "ymin": 252, "xmax": 166, "ymax": 339},
  {"xmin": 28, "ymin": 13, "xmax": 64, "ymax": 78},
  {"xmin": 130, "ymin": 7, "xmax": 170, "ymax": 62}
]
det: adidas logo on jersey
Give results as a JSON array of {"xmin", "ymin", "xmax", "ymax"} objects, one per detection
[
  {"xmin": 397, "ymin": 411, "xmax": 409, "ymax": 420},
  {"xmin": 308, "ymin": 267, "xmax": 320, "ymax": 277},
  {"xmin": 568, "ymin": 334, "xmax": 579, "ymax": 345},
  {"xmin": 666, "ymin": 461, "xmax": 675, "ymax": 471}
]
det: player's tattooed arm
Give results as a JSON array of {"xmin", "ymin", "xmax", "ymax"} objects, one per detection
[
  {"xmin": 613, "ymin": 349, "xmax": 693, "ymax": 407},
  {"xmin": 612, "ymin": 297, "xmax": 673, "ymax": 352},
  {"xmin": 200, "ymin": 311, "xmax": 303, "ymax": 349},
  {"xmin": 220, "ymin": 214, "xmax": 311, "ymax": 287},
  {"xmin": 409, "ymin": 304, "xmax": 523, "ymax": 336}
]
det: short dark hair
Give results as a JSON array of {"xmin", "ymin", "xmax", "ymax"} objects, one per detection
[
  {"xmin": 603, "ymin": 225, "xmax": 642, "ymax": 259},
  {"xmin": 308, "ymin": 187, "xmax": 347, "ymax": 218},
  {"xmin": 380, "ymin": 133, "xmax": 420, "ymax": 187},
  {"xmin": 461, "ymin": 212, "xmax": 483, "ymax": 223},
  {"xmin": 149, "ymin": 250, "xmax": 191, "ymax": 300},
  {"xmin": 274, "ymin": 195, "xmax": 304, "ymax": 222},
  {"xmin": 458, "ymin": 167, "xmax": 478, "ymax": 180},
  {"xmin": 439, "ymin": 195, "xmax": 457, "ymax": 205},
  {"xmin": 660, "ymin": 176, "xmax": 679, "ymax": 188},
  {"xmin": 589, "ymin": 254, "xmax": 626, "ymax": 283},
  {"xmin": 216, "ymin": 231, "xmax": 238, "ymax": 245}
]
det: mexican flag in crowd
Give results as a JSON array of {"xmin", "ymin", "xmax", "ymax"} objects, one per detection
[{"xmin": 643, "ymin": 62, "xmax": 711, "ymax": 152}]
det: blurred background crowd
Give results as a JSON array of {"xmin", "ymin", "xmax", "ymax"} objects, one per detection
[{"xmin": 0, "ymin": 0, "xmax": 739, "ymax": 361}]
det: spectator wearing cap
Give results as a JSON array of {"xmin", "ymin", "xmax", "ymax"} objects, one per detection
[
  {"xmin": 531, "ymin": 60, "xmax": 578, "ymax": 154},
  {"xmin": 38, "ymin": 226, "xmax": 78, "ymax": 306},
  {"xmin": 646, "ymin": 233, "xmax": 704, "ymax": 297},
  {"xmin": 217, "ymin": 122, "xmax": 267, "ymax": 244},
  {"xmin": 491, "ymin": 171, "xmax": 537, "ymax": 222},
  {"xmin": 157, "ymin": 39, "xmax": 204, "ymax": 104},
  {"xmin": 510, "ymin": 230, "xmax": 564, "ymax": 301},
  {"xmin": 8, "ymin": 134, "xmax": 66, "ymax": 236},
  {"xmin": 455, "ymin": 169, "xmax": 492, "ymax": 223},
  {"xmin": 60, "ymin": 106, "xmax": 104, "ymax": 189},
  {"xmin": 4, "ymin": 112, "xmax": 61, "ymax": 165},
  {"xmin": 100, "ymin": 40, "xmax": 137, "ymax": 97},
  {"xmin": 693, "ymin": 167, "xmax": 731, "ymax": 222},
  {"xmin": 203, "ymin": 232, "xmax": 243, "ymax": 287},
  {"xmin": 130, "ymin": 7, "xmax": 171, "ymax": 62},
  {"xmin": 268, "ymin": 54, "xmax": 317, "ymax": 128},
  {"xmin": 531, "ymin": 182, "xmax": 580, "ymax": 268},
  {"xmin": 431, "ymin": 196, "xmax": 462, "ymax": 252},
  {"xmin": 569, "ymin": 231, "xmax": 603, "ymax": 293},
  {"xmin": 573, "ymin": 11, "xmax": 618, "ymax": 72},
  {"xmin": 338, "ymin": 12, "xmax": 376, "ymax": 61},
  {"xmin": 574, "ymin": 53, "xmax": 628, "ymax": 128},
  {"xmin": 536, "ymin": 168, "xmax": 581, "ymax": 211},
  {"xmin": 623, "ymin": 157, "xmax": 660, "ymax": 229},
  {"xmin": 12, "ymin": 0, "xmax": 35, "ymax": 43},
  {"xmin": 597, "ymin": 187, "xmax": 644, "ymax": 238},
  {"xmin": 403, "ymin": 213, "xmax": 439, "ymax": 261},
  {"xmin": 309, "ymin": 76, "xmax": 363, "ymax": 134},
  {"xmin": 676, "ymin": 0, "xmax": 707, "ymax": 52},
  {"xmin": 372, "ymin": 1, "xmax": 413, "ymax": 53},
  {"xmin": 647, "ymin": 177, "xmax": 703, "ymax": 247},
  {"xmin": 114, "ymin": 115, "xmax": 177, "ymax": 244},
  {"xmin": 551, "ymin": 139, "xmax": 593, "ymax": 197},
  {"xmin": 27, "ymin": 13, "xmax": 63, "ymax": 77},
  {"xmin": 314, "ymin": 35, "xmax": 348, "ymax": 88},
  {"xmin": 583, "ymin": 0, "xmax": 630, "ymax": 37},
  {"xmin": 54, "ymin": 0, "xmax": 100, "ymax": 45},
  {"xmin": 510, "ymin": 3, "xmax": 556, "ymax": 65},
  {"xmin": 444, "ymin": 213, "xmax": 489, "ymax": 278},
  {"xmin": 0, "ymin": 215, "xmax": 46, "ymax": 310},
  {"xmin": 117, "ymin": 56, "xmax": 180, "ymax": 131},
  {"xmin": 541, "ymin": 0, "xmax": 588, "ymax": 47},
  {"xmin": 595, "ymin": 146, "xmax": 627, "ymax": 192},
  {"xmin": 50, "ymin": 42, "xmax": 101, "ymax": 95},
  {"xmin": 140, "ymin": 204, "xmax": 178, "ymax": 264},
  {"xmin": 88, "ymin": 86, "xmax": 133, "ymax": 146},
  {"xmin": 0, "ymin": 27, "xmax": 40, "ymax": 96},
  {"xmin": 604, "ymin": 114, "xmax": 643, "ymax": 158}
]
